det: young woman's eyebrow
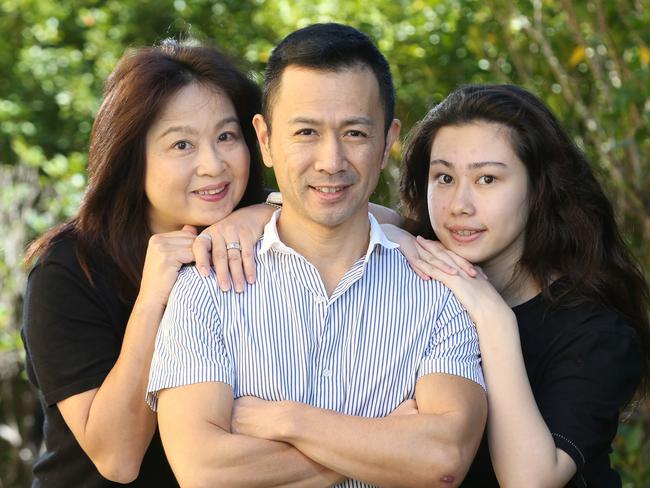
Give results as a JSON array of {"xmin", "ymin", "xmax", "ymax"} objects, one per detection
[{"xmin": 429, "ymin": 158, "xmax": 507, "ymax": 169}]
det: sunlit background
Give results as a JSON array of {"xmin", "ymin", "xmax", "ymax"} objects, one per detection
[{"xmin": 1, "ymin": 1, "xmax": 648, "ymax": 486}]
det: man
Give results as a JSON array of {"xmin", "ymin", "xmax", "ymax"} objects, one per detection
[{"xmin": 147, "ymin": 23, "xmax": 486, "ymax": 487}]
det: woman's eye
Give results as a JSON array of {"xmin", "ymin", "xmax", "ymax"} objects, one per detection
[
  {"xmin": 173, "ymin": 140, "xmax": 191, "ymax": 150},
  {"xmin": 478, "ymin": 175, "xmax": 496, "ymax": 185},
  {"xmin": 436, "ymin": 174, "xmax": 453, "ymax": 184}
]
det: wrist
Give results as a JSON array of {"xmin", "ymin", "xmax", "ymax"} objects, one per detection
[
  {"xmin": 264, "ymin": 191, "xmax": 282, "ymax": 209},
  {"xmin": 474, "ymin": 304, "xmax": 519, "ymax": 342},
  {"xmin": 273, "ymin": 400, "xmax": 302, "ymax": 442},
  {"xmin": 133, "ymin": 292, "xmax": 167, "ymax": 313}
]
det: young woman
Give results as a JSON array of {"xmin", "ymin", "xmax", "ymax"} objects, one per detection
[
  {"xmin": 21, "ymin": 40, "xmax": 266, "ymax": 486},
  {"xmin": 399, "ymin": 84, "xmax": 650, "ymax": 487}
]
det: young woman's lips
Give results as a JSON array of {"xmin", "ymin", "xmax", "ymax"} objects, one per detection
[
  {"xmin": 447, "ymin": 227, "xmax": 485, "ymax": 243},
  {"xmin": 193, "ymin": 183, "xmax": 229, "ymax": 202}
]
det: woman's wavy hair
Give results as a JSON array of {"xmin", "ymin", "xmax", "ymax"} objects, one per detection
[
  {"xmin": 401, "ymin": 83, "xmax": 650, "ymax": 396},
  {"xmin": 26, "ymin": 39, "xmax": 265, "ymax": 299}
]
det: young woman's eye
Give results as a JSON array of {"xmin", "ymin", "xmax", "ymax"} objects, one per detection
[
  {"xmin": 435, "ymin": 173, "xmax": 453, "ymax": 184},
  {"xmin": 478, "ymin": 175, "xmax": 496, "ymax": 185}
]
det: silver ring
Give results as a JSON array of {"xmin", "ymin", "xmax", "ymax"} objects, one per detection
[
  {"xmin": 197, "ymin": 233, "xmax": 212, "ymax": 242},
  {"xmin": 226, "ymin": 241, "xmax": 242, "ymax": 252}
]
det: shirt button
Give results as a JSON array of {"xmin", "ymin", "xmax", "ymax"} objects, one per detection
[
  {"xmin": 322, "ymin": 369, "xmax": 331, "ymax": 377},
  {"xmin": 315, "ymin": 295, "xmax": 326, "ymax": 304}
]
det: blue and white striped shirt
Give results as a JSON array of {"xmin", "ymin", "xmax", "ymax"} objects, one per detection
[{"xmin": 147, "ymin": 213, "xmax": 484, "ymax": 487}]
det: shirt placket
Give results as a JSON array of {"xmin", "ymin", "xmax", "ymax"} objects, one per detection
[{"xmin": 312, "ymin": 258, "xmax": 368, "ymax": 411}]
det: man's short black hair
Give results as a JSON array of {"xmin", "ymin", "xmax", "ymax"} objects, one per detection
[{"xmin": 262, "ymin": 23, "xmax": 395, "ymax": 134}]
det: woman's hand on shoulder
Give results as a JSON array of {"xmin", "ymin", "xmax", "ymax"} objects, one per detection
[
  {"xmin": 382, "ymin": 225, "xmax": 479, "ymax": 281},
  {"xmin": 193, "ymin": 203, "xmax": 275, "ymax": 293},
  {"xmin": 139, "ymin": 225, "xmax": 198, "ymax": 307}
]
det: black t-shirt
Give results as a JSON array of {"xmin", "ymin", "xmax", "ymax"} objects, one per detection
[
  {"xmin": 462, "ymin": 285, "xmax": 641, "ymax": 488},
  {"xmin": 21, "ymin": 233, "xmax": 178, "ymax": 487}
]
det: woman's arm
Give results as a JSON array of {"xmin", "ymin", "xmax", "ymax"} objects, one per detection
[
  {"xmin": 193, "ymin": 203, "xmax": 275, "ymax": 292},
  {"xmin": 414, "ymin": 237, "xmax": 577, "ymax": 487},
  {"xmin": 57, "ymin": 225, "xmax": 198, "ymax": 482},
  {"xmin": 193, "ymin": 201, "xmax": 406, "ymax": 291}
]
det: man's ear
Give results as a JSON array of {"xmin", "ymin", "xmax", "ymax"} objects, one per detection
[
  {"xmin": 381, "ymin": 118, "xmax": 401, "ymax": 170},
  {"xmin": 253, "ymin": 114, "xmax": 273, "ymax": 168}
]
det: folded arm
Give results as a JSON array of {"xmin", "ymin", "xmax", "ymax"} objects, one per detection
[
  {"xmin": 157, "ymin": 381, "xmax": 344, "ymax": 488},
  {"xmin": 232, "ymin": 373, "xmax": 486, "ymax": 488}
]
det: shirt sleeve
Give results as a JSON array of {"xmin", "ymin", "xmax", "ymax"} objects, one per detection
[
  {"xmin": 418, "ymin": 287, "xmax": 485, "ymax": 389},
  {"xmin": 22, "ymin": 253, "xmax": 121, "ymax": 407},
  {"xmin": 534, "ymin": 319, "xmax": 641, "ymax": 471},
  {"xmin": 146, "ymin": 265, "xmax": 233, "ymax": 411}
]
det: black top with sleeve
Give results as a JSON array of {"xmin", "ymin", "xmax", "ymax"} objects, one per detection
[
  {"xmin": 21, "ymin": 232, "xmax": 178, "ymax": 487},
  {"xmin": 461, "ymin": 284, "xmax": 642, "ymax": 488}
]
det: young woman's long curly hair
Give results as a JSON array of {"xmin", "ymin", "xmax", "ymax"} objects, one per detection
[{"xmin": 401, "ymin": 83, "xmax": 650, "ymax": 398}]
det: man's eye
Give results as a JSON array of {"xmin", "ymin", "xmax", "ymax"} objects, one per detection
[
  {"xmin": 346, "ymin": 130, "xmax": 366, "ymax": 137},
  {"xmin": 296, "ymin": 129, "xmax": 316, "ymax": 136}
]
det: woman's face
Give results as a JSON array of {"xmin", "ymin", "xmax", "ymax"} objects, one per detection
[
  {"xmin": 427, "ymin": 122, "xmax": 530, "ymax": 276},
  {"xmin": 144, "ymin": 82, "xmax": 250, "ymax": 233}
]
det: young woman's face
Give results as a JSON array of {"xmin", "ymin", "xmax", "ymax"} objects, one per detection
[
  {"xmin": 144, "ymin": 82, "xmax": 250, "ymax": 233},
  {"xmin": 427, "ymin": 122, "xmax": 530, "ymax": 276}
]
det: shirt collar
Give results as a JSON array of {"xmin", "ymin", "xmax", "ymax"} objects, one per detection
[{"xmin": 259, "ymin": 210, "xmax": 400, "ymax": 259}]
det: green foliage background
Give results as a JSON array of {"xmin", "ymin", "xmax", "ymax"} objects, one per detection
[{"xmin": 1, "ymin": 1, "xmax": 648, "ymax": 486}]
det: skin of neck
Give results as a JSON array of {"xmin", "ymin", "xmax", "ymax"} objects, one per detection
[
  {"xmin": 480, "ymin": 253, "xmax": 541, "ymax": 308},
  {"xmin": 276, "ymin": 204, "xmax": 371, "ymax": 295}
]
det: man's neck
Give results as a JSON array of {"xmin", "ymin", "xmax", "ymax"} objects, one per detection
[{"xmin": 276, "ymin": 208, "xmax": 371, "ymax": 296}]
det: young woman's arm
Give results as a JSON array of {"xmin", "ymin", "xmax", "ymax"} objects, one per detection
[
  {"xmin": 413, "ymin": 237, "xmax": 578, "ymax": 487},
  {"xmin": 55, "ymin": 225, "xmax": 198, "ymax": 482}
]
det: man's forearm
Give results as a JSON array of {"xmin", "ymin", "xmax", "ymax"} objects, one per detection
[
  {"xmin": 232, "ymin": 390, "xmax": 486, "ymax": 488},
  {"xmin": 157, "ymin": 384, "xmax": 344, "ymax": 488},
  {"xmin": 272, "ymin": 405, "xmax": 468, "ymax": 487},
  {"xmin": 173, "ymin": 430, "xmax": 342, "ymax": 488}
]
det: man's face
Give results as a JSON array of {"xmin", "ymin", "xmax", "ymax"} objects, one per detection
[{"xmin": 254, "ymin": 65, "xmax": 399, "ymax": 232}]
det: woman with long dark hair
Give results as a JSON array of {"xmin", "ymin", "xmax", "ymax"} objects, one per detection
[
  {"xmin": 21, "ymin": 40, "xmax": 265, "ymax": 486},
  {"xmin": 399, "ymin": 84, "xmax": 650, "ymax": 487}
]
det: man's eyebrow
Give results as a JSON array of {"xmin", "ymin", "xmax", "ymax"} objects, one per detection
[
  {"xmin": 288, "ymin": 116, "xmax": 374, "ymax": 126},
  {"xmin": 429, "ymin": 158, "xmax": 507, "ymax": 169},
  {"xmin": 342, "ymin": 116, "xmax": 373, "ymax": 126},
  {"xmin": 157, "ymin": 117, "xmax": 240, "ymax": 140}
]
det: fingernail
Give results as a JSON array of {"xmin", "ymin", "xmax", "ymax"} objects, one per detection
[
  {"xmin": 220, "ymin": 282, "xmax": 230, "ymax": 292},
  {"xmin": 246, "ymin": 275, "xmax": 254, "ymax": 284},
  {"xmin": 200, "ymin": 266, "xmax": 210, "ymax": 277}
]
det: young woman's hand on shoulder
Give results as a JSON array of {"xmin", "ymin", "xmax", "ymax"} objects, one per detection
[{"xmin": 413, "ymin": 236, "xmax": 511, "ymax": 327}]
